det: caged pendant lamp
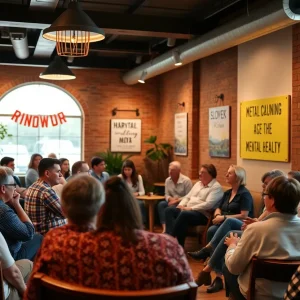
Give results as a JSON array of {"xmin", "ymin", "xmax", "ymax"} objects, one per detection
[{"xmin": 42, "ymin": 0, "xmax": 105, "ymax": 57}]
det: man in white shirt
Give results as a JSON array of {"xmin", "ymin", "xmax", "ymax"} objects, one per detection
[
  {"xmin": 158, "ymin": 161, "xmax": 193, "ymax": 233},
  {"xmin": 0, "ymin": 232, "xmax": 32, "ymax": 300},
  {"xmin": 224, "ymin": 176, "xmax": 300, "ymax": 300},
  {"xmin": 165, "ymin": 164, "xmax": 223, "ymax": 247}
]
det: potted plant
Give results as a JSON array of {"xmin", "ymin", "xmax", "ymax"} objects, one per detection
[
  {"xmin": 95, "ymin": 149, "xmax": 133, "ymax": 176},
  {"xmin": 144, "ymin": 136, "xmax": 173, "ymax": 184}
]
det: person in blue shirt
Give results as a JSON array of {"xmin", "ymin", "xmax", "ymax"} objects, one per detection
[{"xmin": 90, "ymin": 156, "xmax": 109, "ymax": 184}]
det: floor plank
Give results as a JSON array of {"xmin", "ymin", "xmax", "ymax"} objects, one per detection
[{"xmin": 153, "ymin": 226, "xmax": 227, "ymax": 300}]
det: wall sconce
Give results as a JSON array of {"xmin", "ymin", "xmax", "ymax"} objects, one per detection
[
  {"xmin": 173, "ymin": 51, "xmax": 182, "ymax": 66},
  {"xmin": 112, "ymin": 108, "xmax": 140, "ymax": 116},
  {"xmin": 138, "ymin": 70, "xmax": 147, "ymax": 84},
  {"xmin": 215, "ymin": 93, "xmax": 224, "ymax": 102},
  {"xmin": 178, "ymin": 102, "xmax": 185, "ymax": 107}
]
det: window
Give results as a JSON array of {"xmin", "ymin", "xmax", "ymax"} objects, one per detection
[{"xmin": 0, "ymin": 83, "xmax": 82, "ymax": 174}]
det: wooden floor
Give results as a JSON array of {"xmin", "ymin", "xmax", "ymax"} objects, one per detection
[{"xmin": 153, "ymin": 226, "xmax": 227, "ymax": 300}]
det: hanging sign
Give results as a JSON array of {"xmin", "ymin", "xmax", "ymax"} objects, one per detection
[
  {"xmin": 11, "ymin": 110, "xmax": 67, "ymax": 128},
  {"xmin": 240, "ymin": 95, "xmax": 290, "ymax": 162},
  {"xmin": 111, "ymin": 119, "xmax": 141, "ymax": 152}
]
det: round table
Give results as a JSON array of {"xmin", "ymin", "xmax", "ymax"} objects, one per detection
[{"xmin": 136, "ymin": 195, "xmax": 165, "ymax": 232}]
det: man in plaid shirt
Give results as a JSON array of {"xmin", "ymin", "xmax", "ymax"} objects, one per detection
[
  {"xmin": 285, "ymin": 265, "xmax": 300, "ymax": 300},
  {"xmin": 25, "ymin": 158, "xmax": 66, "ymax": 235}
]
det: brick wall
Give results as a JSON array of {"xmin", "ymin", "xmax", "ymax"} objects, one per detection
[
  {"xmin": 157, "ymin": 63, "xmax": 199, "ymax": 179},
  {"xmin": 0, "ymin": 66, "xmax": 159, "ymax": 174},
  {"xmin": 199, "ymin": 47, "xmax": 238, "ymax": 185},
  {"xmin": 292, "ymin": 23, "xmax": 300, "ymax": 170}
]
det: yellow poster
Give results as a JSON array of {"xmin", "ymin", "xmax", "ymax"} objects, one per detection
[{"xmin": 240, "ymin": 95, "xmax": 290, "ymax": 162}]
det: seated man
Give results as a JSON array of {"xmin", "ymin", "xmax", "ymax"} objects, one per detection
[
  {"xmin": 285, "ymin": 265, "xmax": 300, "ymax": 300},
  {"xmin": 66, "ymin": 160, "xmax": 90, "ymax": 181},
  {"xmin": 90, "ymin": 156, "xmax": 109, "ymax": 184},
  {"xmin": 0, "ymin": 156, "xmax": 27, "ymax": 196},
  {"xmin": 0, "ymin": 232, "xmax": 33, "ymax": 300},
  {"xmin": 165, "ymin": 164, "xmax": 223, "ymax": 247},
  {"xmin": 158, "ymin": 161, "xmax": 193, "ymax": 233},
  {"xmin": 0, "ymin": 167, "xmax": 43, "ymax": 261},
  {"xmin": 24, "ymin": 158, "xmax": 66, "ymax": 235},
  {"xmin": 224, "ymin": 176, "xmax": 300, "ymax": 300}
]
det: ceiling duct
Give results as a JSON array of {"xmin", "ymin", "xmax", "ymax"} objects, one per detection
[
  {"xmin": 123, "ymin": 0, "xmax": 300, "ymax": 85},
  {"xmin": 10, "ymin": 28, "xmax": 29, "ymax": 60}
]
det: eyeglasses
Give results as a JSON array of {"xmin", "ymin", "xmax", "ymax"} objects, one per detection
[
  {"xmin": 99, "ymin": 163, "xmax": 107, "ymax": 167},
  {"xmin": 3, "ymin": 183, "xmax": 17, "ymax": 188}
]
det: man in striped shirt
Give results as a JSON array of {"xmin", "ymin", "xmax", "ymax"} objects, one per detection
[{"xmin": 25, "ymin": 158, "xmax": 66, "ymax": 235}]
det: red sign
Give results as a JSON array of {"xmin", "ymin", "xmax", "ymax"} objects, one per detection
[{"xmin": 11, "ymin": 110, "xmax": 67, "ymax": 128}]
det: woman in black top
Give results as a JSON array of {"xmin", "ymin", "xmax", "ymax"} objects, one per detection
[{"xmin": 188, "ymin": 165, "xmax": 253, "ymax": 293}]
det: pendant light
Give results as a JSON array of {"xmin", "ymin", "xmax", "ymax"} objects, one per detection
[
  {"xmin": 42, "ymin": 1, "xmax": 105, "ymax": 57},
  {"xmin": 39, "ymin": 56, "xmax": 76, "ymax": 80}
]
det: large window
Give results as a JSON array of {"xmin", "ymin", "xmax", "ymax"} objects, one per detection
[{"xmin": 0, "ymin": 83, "xmax": 82, "ymax": 174}]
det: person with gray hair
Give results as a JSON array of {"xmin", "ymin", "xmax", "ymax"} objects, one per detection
[
  {"xmin": 24, "ymin": 176, "xmax": 193, "ymax": 297},
  {"xmin": 158, "ymin": 161, "xmax": 193, "ymax": 233},
  {"xmin": 0, "ymin": 167, "xmax": 43, "ymax": 261},
  {"xmin": 191, "ymin": 169, "xmax": 286, "ymax": 293}
]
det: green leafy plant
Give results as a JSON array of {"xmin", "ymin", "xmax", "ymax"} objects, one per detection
[
  {"xmin": 143, "ymin": 136, "xmax": 173, "ymax": 184},
  {"xmin": 144, "ymin": 136, "xmax": 173, "ymax": 161},
  {"xmin": 0, "ymin": 123, "xmax": 10, "ymax": 140},
  {"xmin": 96, "ymin": 149, "xmax": 133, "ymax": 175}
]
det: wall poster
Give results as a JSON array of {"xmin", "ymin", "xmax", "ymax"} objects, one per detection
[
  {"xmin": 240, "ymin": 95, "xmax": 290, "ymax": 162},
  {"xmin": 111, "ymin": 119, "xmax": 141, "ymax": 152},
  {"xmin": 209, "ymin": 106, "xmax": 230, "ymax": 157},
  {"xmin": 174, "ymin": 112, "xmax": 188, "ymax": 156}
]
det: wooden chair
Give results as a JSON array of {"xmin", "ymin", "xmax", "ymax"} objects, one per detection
[
  {"xmin": 247, "ymin": 257, "xmax": 300, "ymax": 300},
  {"xmin": 0, "ymin": 262, "xmax": 5, "ymax": 300},
  {"xmin": 33, "ymin": 273, "xmax": 198, "ymax": 300}
]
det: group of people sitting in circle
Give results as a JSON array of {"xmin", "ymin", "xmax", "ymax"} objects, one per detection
[{"xmin": 1, "ymin": 153, "xmax": 300, "ymax": 300}]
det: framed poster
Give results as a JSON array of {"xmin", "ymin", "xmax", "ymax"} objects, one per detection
[
  {"xmin": 209, "ymin": 106, "xmax": 230, "ymax": 158},
  {"xmin": 174, "ymin": 112, "xmax": 188, "ymax": 156},
  {"xmin": 111, "ymin": 119, "xmax": 141, "ymax": 152},
  {"xmin": 240, "ymin": 95, "xmax": 290, "ymax": 162}
]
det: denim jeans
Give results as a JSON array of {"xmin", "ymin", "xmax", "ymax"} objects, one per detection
[
  {"xmin": 157, "ymin": 200, "xmax": 168, "ymax": 224},
  {"xmin": 223, "ymin": 263, "xmax": 246, "ymax": 300},
  {"xmin": 208, "ymin": 230, "xmax": 243, "ymax": 274},
  {"xmin": 15, "ymin": 233, "xmax": 44, "ymax": 261},
  {"xmin": 165, "ymin": 206, "xmax": 208, "ymax": 247},
  {"xmin": 209, "ymin": 218, "xmax": 243, "ymax": 250}
]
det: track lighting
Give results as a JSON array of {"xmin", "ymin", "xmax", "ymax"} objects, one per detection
[
  {"xmin": 173, "ymin": 51, "xmax": 182, "ymax": 66},
  {"xmin": 138, "ymin": 70, "xmax": 147, "ymax": 84}
]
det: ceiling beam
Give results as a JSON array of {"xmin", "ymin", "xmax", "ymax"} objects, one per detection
[
  {"xmin": 0, "ymin": 4, "xmax": 194, "ymax": 39},
  {"xmin": 106, "ymin": 0, "xmax": 147, "ymax": 44},
  {"xmin": 0, "ymin": 39, "xmax": 151, "ymax": 55},
  {"xmin": 0, "ymin": 51, "xmax": 129, "ymax": 69}
]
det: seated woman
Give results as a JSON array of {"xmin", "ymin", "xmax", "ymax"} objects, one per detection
[
  {"xmin": 118, "ymin": 159, "xmax": 147, "ymax": 224},
  {"xmin": 24, "ymin": 176, "xmax": 192, "ymax": 299},
  {"xmin": 224, "ymin": 176, "xmax": 300, "ymax": 300},
  {"xmin": 188, "ymin": 165, "xmax": 253, "ymax": 293},
  {"xmin": 59, "ymin": 158, "xmax": 70, "ymax": 180},
  {"xmin": 25, "ymin": 154, "xmax": 42, "ymax": 188},
  {"xmin": 191, "ymin": 169, "xmax": 285, "ymax": 294}
]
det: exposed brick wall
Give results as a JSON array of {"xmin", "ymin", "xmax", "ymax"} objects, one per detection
[
  {"xmin": 292, "ymin": 23, "xmax": 300, "ymax": 170},
  {"xmin": 157, "ymin": 63, "xmax": 199, "ymax": 179},
  {"xmin": 0, "ymin": 66, "xmax": 159, "ymax": 174},
  {"xmin": 199, "ymin": 47, "xmax": 238, "ymax": 186}
]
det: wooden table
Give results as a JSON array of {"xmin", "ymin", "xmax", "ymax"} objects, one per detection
[{"xmin": 136, "ymin": 195, "xmax": 165, "ymax": 232}]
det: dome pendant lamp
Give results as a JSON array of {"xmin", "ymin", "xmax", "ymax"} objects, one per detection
[
  {"xmin": 42, "ymin": 0, "xmax": 105, "ymax": 57},
  {"xmin": 39, "ymin": 56, "xmax": 76, "ymax": 80}
]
